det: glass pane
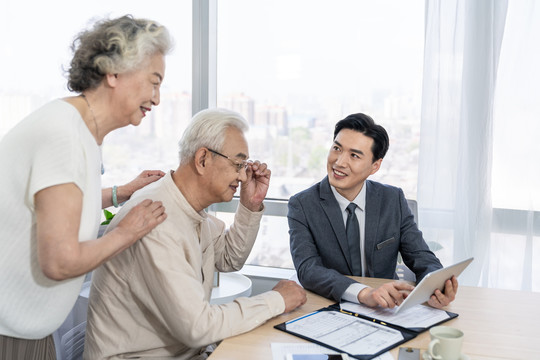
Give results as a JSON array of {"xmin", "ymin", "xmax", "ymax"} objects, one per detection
[
  {"xmin": 217, "ymin": 0, "xmax": 425, "ymax": 200},
  {"xmin": 211, "ymin": 210, "xmax": 294, "ymax": 268},
  {"xmin": 0, "ymin": 1, "xmax": 192, "ymax": 190},
  {"xmin": 489, "ymin": 233, "xmax": 531, "ymax": 291},
  {"xmin": 217, "ymin": 0, "xmax": 424, "ymax": 267},
  {"xmin": 492, "ymin": 1, "xmax": 540, "ymax": 211}
]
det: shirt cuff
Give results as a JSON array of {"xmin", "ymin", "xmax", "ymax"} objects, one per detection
[
  {"xmin": 236, "ymin": 201, "xmax": 265, "ymax": 222},
  {"xmin": 265, "ymin": 290, "xmax": 286, "ymax": 316},
  {"xmin": 341, "ymin": 282, "xmax": 368, "ymax": 304}
]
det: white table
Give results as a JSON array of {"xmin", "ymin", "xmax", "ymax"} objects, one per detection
[{"xmin": 210, "ymin": 272, "xmax": 252, "ymax": 305}]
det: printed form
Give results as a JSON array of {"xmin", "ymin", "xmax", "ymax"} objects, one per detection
[
  {"xmin": 340, "ymin": 301, "xmax": 450, "ymax": 329},
  {"xmin": 285, "ymin": 311, "xmax": 403, "ymax": 355}
]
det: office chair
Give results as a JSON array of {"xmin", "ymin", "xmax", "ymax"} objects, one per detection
[
  {"xmin": 53, "ymin": 273, "xmax": 91, "ymax": 360},
  {"xmin": 396, "ymin": 200, "xmax": 419, "ymax": 282}
]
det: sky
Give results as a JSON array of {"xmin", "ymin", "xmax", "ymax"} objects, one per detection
[
  {"xmin": 0, "ymin": 0, "xmax": 423, "ymax": 103},
  {"xmin": 0, "ymin": 0, "xmax": 192, "ymax": 96}
]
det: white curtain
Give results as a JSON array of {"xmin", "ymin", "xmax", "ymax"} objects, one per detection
[{"xmin": 418, "ymin": 0, "xmax": 539, "ymax": 290}]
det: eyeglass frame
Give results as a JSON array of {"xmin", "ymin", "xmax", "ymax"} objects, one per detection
[{"xmin": 207, "ymin": 148, "xmax": 250, "ymax": 172}]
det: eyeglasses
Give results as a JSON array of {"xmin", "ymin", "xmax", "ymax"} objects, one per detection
[{"xmin": 207, "ymin": 148, "xmax": 250, "ymax": 173}]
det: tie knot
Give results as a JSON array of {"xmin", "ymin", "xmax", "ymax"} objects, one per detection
[{"xmin": 346, "ymin": 203, "xmax": 357, "ymax": 214}]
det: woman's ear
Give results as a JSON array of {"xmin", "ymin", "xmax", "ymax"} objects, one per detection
[{"xmin": 105, "ymin": 73, "xmax": 119, "ymax": 88}]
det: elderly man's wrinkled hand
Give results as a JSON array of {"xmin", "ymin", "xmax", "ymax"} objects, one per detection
[
  {"xmin": 240, "ymin": 160, "xmax": 271, "ymax": 212},
  {"xmin": 273, "ymin": 280, "xmax": 307, "ymax": 313}
]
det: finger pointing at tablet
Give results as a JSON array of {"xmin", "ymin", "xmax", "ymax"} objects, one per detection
[{"xmin": 358, "ymin": 281, "xmax": 414, "ymax": 308}]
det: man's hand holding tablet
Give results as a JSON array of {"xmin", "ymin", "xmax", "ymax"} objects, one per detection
[{"xmin": 358, "ymin": 257, "xmax": 473, "ymax": 313}]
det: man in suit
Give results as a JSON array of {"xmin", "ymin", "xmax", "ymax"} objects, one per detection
[{"xmin": 288, "ymin": 113, "xmax": 458, "ymax": 309}]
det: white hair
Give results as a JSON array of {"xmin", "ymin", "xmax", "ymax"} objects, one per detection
[{"xmin": 179, "ymin": 108, "xmax": 249, "ymax": 164}]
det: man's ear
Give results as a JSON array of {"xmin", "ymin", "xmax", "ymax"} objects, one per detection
[
  {"xmin": 370, "ymin": 158, "xmax": 383, "ymax": 175},
  {"xmin": 194, "ymin": 148, "xmax": 210, "ymax": 174}
]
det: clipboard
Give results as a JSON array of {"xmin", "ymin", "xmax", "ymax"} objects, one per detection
[
  {"xmin": 275, "ymin": 304, "xmax": 458, "ymax": 359},
  {"xmin": 274, "ymin": 306, "xmax": 417, "ymax": 360}
]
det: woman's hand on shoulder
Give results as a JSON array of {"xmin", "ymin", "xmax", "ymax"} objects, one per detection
[{"xmin": 114, "ymin": 199, "xmax": 167, "ymax": 245}]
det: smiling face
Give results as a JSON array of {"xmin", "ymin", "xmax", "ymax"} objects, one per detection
[
  {"xmin": 206, "ymin": 127, "xmax": 249, "ymax": 204},
  {"xmin": 112, "ymin": 53, "xmax": 166, "ymax": 127},
  {"xmin": 327, "ymin": 128, "xmax": 382, "ymax": 201}
]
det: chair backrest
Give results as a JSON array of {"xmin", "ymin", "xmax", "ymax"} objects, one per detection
[
  {"xmin": 406, "ymin": 198, "xmax": 419, "ymax": 226},
  {"xmin": 53, "ymin": 278, "xmax": 91, "ymax": 360},
  {"xmin": 397, "ymin": 199, "xmax": 419, "ymax": 282}
]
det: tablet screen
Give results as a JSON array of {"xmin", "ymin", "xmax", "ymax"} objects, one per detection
[{"xmin": 395, "ymin": 257, "xmax": 474, "ymax": 314}]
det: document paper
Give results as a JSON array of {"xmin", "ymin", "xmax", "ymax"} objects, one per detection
[
  {"xmin": 340, "ymin": 301, "xmax": 450, "ymax": 329},
  {"xmin": 285, "ymin": 311, "xmax": 403, "ymax": 355},
  {"xmin": 270, "ymin": 343, "xmax": 393, "ymax": 360}
]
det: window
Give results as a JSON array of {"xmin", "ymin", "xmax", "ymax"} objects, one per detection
[
  {"xmin": 2, "ymin": 1, "xmax": 423, "ymax": 270},
  {"xmin": 0, "ymin": 1, "xmax": 192, "ymax": 191},
  {"xmin": 216, "ymin": 0, "xmax": 425, "ymax": 268},
  {"xmin": 4, "ymin": 1, "xmax": 539, "ymax": 289},
  {"xmin": 4, "ymin": 0, "xmax": 538, "ymax": 291}
]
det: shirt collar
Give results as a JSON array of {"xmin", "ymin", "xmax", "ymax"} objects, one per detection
[
  {"xmin": 165, "ymin": 170, "xmax": 207, "ymax": 223},
  {"xmin": 330, "ymin": 182, "xmax": 366, "ymax": 213}
]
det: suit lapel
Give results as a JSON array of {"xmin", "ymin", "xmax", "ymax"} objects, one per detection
[
  {"xmin": 364, "ymin": 181, "xmax": 380, "ymax": 277},
  {"xmin": 319, "ymin": 177, "xmax": 354, "ymax": 274}
]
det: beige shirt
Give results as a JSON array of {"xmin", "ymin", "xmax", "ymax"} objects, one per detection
[{"xmin": 83, "ymin": 172, "xmax": 285, "ymax": 359}]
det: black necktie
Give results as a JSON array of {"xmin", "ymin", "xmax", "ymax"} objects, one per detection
[{"xmin": 346, "ymin": 203, "xmax": 362, "ymax": 276}]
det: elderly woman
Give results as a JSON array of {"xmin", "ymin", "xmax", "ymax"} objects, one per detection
[{"xmin": 0, "ymin": 15, "xmax": 172, "ymax": 359}]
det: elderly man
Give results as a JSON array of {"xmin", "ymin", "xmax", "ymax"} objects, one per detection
[{"xmin": 84, "ymin": 108, "xmax": 306, "ymax": 360}]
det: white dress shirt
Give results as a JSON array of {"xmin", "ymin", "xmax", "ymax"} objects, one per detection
[{"xmin": 330, "ymin": 184, "xmax": 369, "ymax": 303}]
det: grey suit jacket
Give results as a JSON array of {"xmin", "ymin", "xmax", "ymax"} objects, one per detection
[{"xmin": 288, "ymin": 177, "xmax": 442, "ymax": 302}]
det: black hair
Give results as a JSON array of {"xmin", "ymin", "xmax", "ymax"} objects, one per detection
[{"xmin": 333, "ymin": 113, "xmax": 389, "ymax": 161}]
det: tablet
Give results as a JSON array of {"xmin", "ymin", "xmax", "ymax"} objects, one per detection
[{"xmin": 395, "ymin": 257, "xmax": 474, "ymax": 314}]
